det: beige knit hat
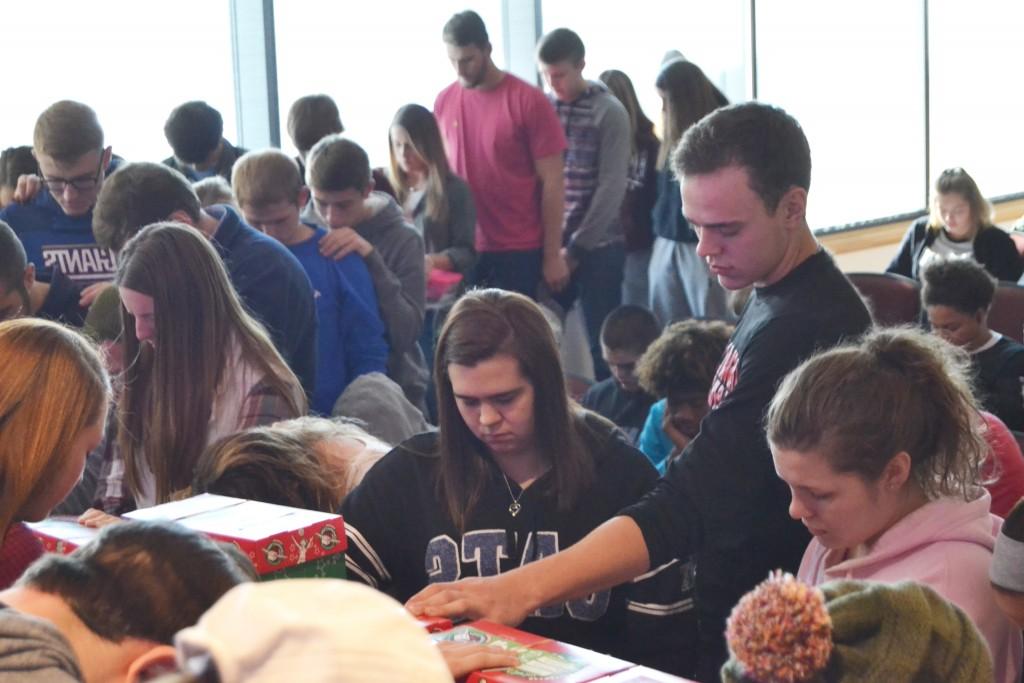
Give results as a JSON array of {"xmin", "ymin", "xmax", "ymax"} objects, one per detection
[{"xmin": 174, "ymin": 579, "xmax": 453, "ymax": 682}]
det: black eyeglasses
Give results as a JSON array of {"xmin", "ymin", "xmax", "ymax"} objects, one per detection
[{"xmin": 41, "ymin": 151, "xmax": 104, "ymax": 193}]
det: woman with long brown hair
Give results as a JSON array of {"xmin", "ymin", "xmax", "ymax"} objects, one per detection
[
  {"xmin": 598, "ymin": 69, "xmax": 661, "ymax": 307},
  {"xmin": 648, "ymin": 59, "xmax": 732, "ymax": 324},
  {"xmin": 388, "ymin": 103, "xmax": 477, "ymax": 285},
  {"xmin": 115, "ymin": 222, "xmax": 305, "ymax": 507},
  {"xmin": 0, "ymin": 318, "xmax": 110, "ymax": 587},
  {"xmin": 340, "ymin": 289, "xmax": 679, "ymax": 668}
]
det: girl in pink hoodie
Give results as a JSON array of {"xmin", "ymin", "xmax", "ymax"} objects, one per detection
[{"xmin": 766, "ymin": 327, "xmax": 1022, "ymax": 683}]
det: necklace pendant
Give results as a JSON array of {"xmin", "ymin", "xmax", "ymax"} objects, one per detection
[{"xmin": 509, "ymin": 501, "xmax": 522, "ymax": 517}]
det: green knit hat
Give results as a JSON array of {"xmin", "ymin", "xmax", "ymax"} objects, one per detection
[
  {"xmin": 83, "ymin": 285, "xmax": 123, "ymax": 343},
  {"xmin": 722, "ymin": 575, "xmax": 993, "ymax": 683}
]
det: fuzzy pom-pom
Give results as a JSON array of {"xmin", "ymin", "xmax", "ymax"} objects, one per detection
[{"xmin": 726, "ymin": 571, "xmax": 833, "ymax": 683}]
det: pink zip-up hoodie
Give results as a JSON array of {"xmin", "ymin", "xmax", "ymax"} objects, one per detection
[{"xmin": 798, "ymin": 490, "xmax": 1021, "ymax": 683}]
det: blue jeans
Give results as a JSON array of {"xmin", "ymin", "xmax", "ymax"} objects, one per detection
[
  {"xmin": 554, "ymin": 243, "xmax": 625, "ymax": 380},
  {"xmin": 470, "ymin": 249, "xmax": 543, "ymax": 300}
]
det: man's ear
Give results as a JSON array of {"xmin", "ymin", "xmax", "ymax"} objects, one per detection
[
  {"xmin": 363, "ymin": 178, "xmax": 375, "ymax": 199},
  {"xmin": 125, "ymin": 644, "xmax": 178, "ymax": 683},
  {"xmin": 101, "ymin": 146, "xmax": 113, "ymax": 173},
  {"xmin": 23, "ymin": 262, "xmax": 35, "ymax": 290},
  {"xmin": 297, "ymin": 186, "xmax": 311, "ymax": 208},
  {"xmin": 167, "ymin": 209, "xmax": 197, "ymax": 227},
  {"xmin": 779, "ymin": 186, "xmax": 808, "ymax": 227}
]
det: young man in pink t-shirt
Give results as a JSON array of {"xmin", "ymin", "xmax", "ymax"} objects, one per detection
[{"xmin": 434, "ymin": 10, "xmax": 569, "ymax": 300}]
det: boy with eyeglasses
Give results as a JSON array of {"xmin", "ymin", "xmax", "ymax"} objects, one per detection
[{"xmin": 0, "ymin": 101, "xmax": 121, "ymax": 302}]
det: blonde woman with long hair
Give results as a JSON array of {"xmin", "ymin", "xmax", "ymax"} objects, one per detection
[
  {"xmin": 115, "ymin": 222, "xmax": 305, "ymax": 507},
  {"xmin": 887, "ymin": 167, "xmax": 1022, "ymax": 282},
  {"xmin": 0, "ymin": 318, "xmax": 110, "ymax": 587}
]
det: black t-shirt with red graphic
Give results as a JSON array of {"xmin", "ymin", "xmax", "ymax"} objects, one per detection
[{"xmin": 621, "ymin": 249, "xmax": 871, "ymax": 681}]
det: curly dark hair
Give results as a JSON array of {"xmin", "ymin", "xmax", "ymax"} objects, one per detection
[{"xmin": 636, "ymin": 319, "xmax": 732, "ymax": 400}]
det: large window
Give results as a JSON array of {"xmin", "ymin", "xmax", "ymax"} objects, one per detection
[
  {"xmin": 273, "ymin": 1, "xmax": 503, "ymax": 168},
  {"xmin": 5, "ymin": 3, "xmax": 1019, "ymax": 233},
  {"xmin": 540, "ymin": 1, "xmax": 750, "ymax": 136},
  {"xmin": 755, "ymin": 1, "xmax": 926, "ymax": 231},
  {"xmin": 3, "ymin": 1, "xmax": 235, "ymax": 164},
  {"xmin": 928, "ymin": 1, "xmax": 1024, "ymax": 201}
]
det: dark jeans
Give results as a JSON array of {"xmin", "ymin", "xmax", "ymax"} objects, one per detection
[
  {"xmin": 553, "ymin": 242, "xmax": 625, "ymax": 381},
  {"xmin": 470, "ymin": 249, "xmax": 543, "ymax": 300}
]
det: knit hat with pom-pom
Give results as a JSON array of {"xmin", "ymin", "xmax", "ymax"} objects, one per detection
[{"xmin": 721, "ymin": 574, "xmax": 992, "ymax": 683}]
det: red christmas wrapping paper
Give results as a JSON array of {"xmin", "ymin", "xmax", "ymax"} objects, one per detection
[
  {"xmin": 433, "ymin": 620, "xmax": 633, "ymax": 683},
  {"xmin": 417, "ymin": 616, "xmax": 455, "ymax": 633},
  {"xmin": 28, "ymin": 494, "xmax": 346, "ymax": 576},
  {"xmin": 123, "ymin": 494, "xmax": 346, "ymax": 575},
  {"xmin": 26, "ymin": 518, "xmax": 99, "ymax": 554}
]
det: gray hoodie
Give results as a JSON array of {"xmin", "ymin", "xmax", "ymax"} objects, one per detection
[
  {"xmin": 354, "ymin": 193, "xmax": 429, "ymax": 410},
  {"xmin": 0, "ymin": 607, "xmax": 82, "ymax": 682}
]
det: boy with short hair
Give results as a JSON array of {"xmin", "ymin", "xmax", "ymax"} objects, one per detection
[
  {"xmin": 0, "ymin": 520, "xmax": 252, "ymax": 681},
  {"xmin": 193, "ymin": 176, "xmax": 235, "ymax": 208},
  {"xmin": 163, "ymin": 101, "xmax": 246, "ymax": 184},
  {"xmin": 0, "ymin": 101, "xmax": 119, "ymax": 287},
  {"xmin": 287, "ymin": 94, "xmax": 344, "ymax": 173},
  {"xmin": 636, "ymin": 319, "xmax": 733, "ymax": 473},
  {"xmin": 285, "ymin": 94, "xmax": 397, "ymax": 205},
  {"xmin": 581, "ymin": 305, "xmax": 660, "ymax": 442},
  {"xmin": 537, "ymin": 27, "xmax": 631, "ymax": 379},
  {"xmin": 307, "ymin": 135, "xmax": 428, "ymax": 410},
  {"xmin": 0, "ymin": 146, "xmax": 38, "ymax": 208},
  {"xmin": 922, "ymin": 257, "xmax": 1024, "ymax": 430},
  {"xmin": 233, "ymin": 149, "xmax": 388, "ymax": 415}
]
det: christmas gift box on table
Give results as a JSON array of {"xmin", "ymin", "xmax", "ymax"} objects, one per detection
[
  {"xmin": 29, "ymin": 494, "xmax": 346, "ymax": 580},
  {"xmin": 124, "ymin": 493, "xmax": 346, "ymax": 579},
  {"xmin": 433, "ymin": 620, "xmax": 633, "ymax": 683},
  {"xmin": 26, "ymin": 518, "xmax": 99, "ymax": 554}
]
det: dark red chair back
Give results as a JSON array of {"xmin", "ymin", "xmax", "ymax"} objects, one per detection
[
  {"xmin": 989, "ymin": 282, "xmax": 1024, "ymax": 343},
  {"xmin": 847, "ymin": 272, "xmax": 921, "ymax": 327}
]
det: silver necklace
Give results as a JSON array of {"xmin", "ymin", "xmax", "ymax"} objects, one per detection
[{"xmin": 502, "ymin": 474, "xmax": 525, "ymax": 517}]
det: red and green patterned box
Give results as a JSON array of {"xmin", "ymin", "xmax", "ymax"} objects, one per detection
[
  {"xmin": 27, "ymin": 518, "xmax": 99, "ymax": 554},
  {"xmin": 433, "ymin": 620, "xmax": 633, "ymax": 683},
  {"xmin": 28, "ymin": 494, "xmax": 346, "ymax": 580},
  {"xmin": 124, "ymin": 494, "xmax": 345, "ymax": 579}
]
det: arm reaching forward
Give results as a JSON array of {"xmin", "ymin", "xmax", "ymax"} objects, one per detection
[{"xmin": 406, "ymin": 515, "xmax": 650, "ymax": 624}]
